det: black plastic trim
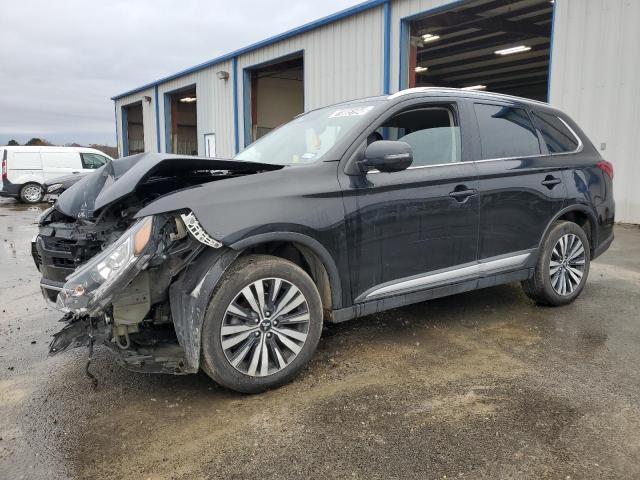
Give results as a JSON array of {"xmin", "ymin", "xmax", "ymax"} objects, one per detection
[
  {"xmin": 230, "ymin": 232, "xmax": 344, "ymax": 309},
  {"xmin": 330, "ymin": 268, "xmax": 532, "ymax": 323}
]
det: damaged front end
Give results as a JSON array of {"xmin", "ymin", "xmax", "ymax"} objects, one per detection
[
  {"xmin": 42, "ymin": 210, "xmax": 210, "ymax": 374},
  {"xmin": 33, "ymin": 153, "xmax": 278, "ymax": 376}
]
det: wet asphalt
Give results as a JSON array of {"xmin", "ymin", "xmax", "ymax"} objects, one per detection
[{"xmin": 0, "ymin": 196, "xmax": 639, "ymax": 479}]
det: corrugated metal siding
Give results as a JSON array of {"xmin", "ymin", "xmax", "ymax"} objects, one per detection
[
  {"xmin": 114, "ymin": 89, "xmax": 156, "ymax": 157},
  {"xmin": 550, "ymin": 0, "xmax": 640, "ymax": 223},
  {"xmin": 236, "ymin": 5, "xmax": 385, "ymax": 147},
  {"xmin": 156, "ymin": 59, "xmax": 235, "ymax": 158}
]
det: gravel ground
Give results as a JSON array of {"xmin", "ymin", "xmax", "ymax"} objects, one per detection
[{"xmin": 1, "ymin": 197, "xmax": 639, "ymax": 480}]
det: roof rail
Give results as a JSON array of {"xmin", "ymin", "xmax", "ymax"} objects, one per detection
[{"xmin": 388, "ymin": 87, "xmax": 550, "ymax": 106}]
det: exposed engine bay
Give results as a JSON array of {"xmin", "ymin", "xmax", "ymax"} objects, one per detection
[{"xmin": 32, "ymin": 153, "xmax": 280, "ymax": 375}]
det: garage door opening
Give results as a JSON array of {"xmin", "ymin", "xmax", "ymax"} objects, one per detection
[
  {"xmin": 122, "ymin": 102, "xmax": 145, "ymax": 155},
  {"xmin": 245, "ymin": 54, "xmax": 304, "ymax": 145},
  {"xmin": 404, "ymin": 0, "xmax": 553, "ymax": 101},
  {"xmin": 166, "ymin": 86, "xmax": 198, "ymax": 155}
]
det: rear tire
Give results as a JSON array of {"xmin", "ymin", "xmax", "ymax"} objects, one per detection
[
  {"xmin": 200, "ymin": 254, "xmax": 323, "ymax": 393},
  {"xmin": 19, "ymin": 183, "xmax": 43, "ymax": 204},
  {"xmin": 522, "ymin": 221, "xmax": 590, "ymax": 306}
]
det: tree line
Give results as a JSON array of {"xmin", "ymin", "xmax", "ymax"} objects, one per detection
[{"xmin": 5, "ymin": 138, "xmax": 52, "ymax": 146}]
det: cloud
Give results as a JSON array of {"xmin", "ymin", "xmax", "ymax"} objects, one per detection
[{"xmin": 0, "ymin": 0, "xmax": 361, "ymax": 146}]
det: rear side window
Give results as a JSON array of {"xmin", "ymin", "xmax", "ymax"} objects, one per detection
[
  {"xmin": 474, "ymin": 104, "xmax": 540, "ymax": 159},
  {"xmin": 81, "ymin": 153, "xmax": 109, "ymax": 169},
  {"xmin": 532, "ymin": 111, "xmax": 580, "ymax": 153}
]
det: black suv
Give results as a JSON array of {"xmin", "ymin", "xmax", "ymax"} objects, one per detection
[{"xmin": 33, "ymin": 88, "xmax": 615, "ymax": 393}]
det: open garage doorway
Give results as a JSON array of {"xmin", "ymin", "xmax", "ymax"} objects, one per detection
[
  {"xmin": 122, "ymin": 102, "xmax": 145, "ymax": 155},
  {"xmin": 165, "ymin": 86, "xmax": 198, "ymax": 155},
  {"xmin": 404, "ymin": 0, "xmax": 553, "ymax": 101},
  {"xmin": 245, "ymin": 53, "xmax": 304, "ymax": 145}
]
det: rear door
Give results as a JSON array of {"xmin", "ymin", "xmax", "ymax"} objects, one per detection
[
  {"xmin": 8, "ymin": 150, "xmax": 43, "ymax": 184},
  {"xmin": 41, "ymin": 151, "xmax": 82, "ymax": 181},
  {"xmin": 471, "ymin": 101, "xmax": 566, "ymax": 261}
]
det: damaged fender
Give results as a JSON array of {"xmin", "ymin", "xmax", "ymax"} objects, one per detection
[
  {"xmin": 134, "ymin": 163, "xmax": 350, "ymax": 308},
  {"xmin": 169, "ymin": 247, "xmax": 242, "ymax": 372}
]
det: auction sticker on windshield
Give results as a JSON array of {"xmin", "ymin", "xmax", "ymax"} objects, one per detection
[{"xmin": 329, "ymin": 106, "xmax": 374, "ymax": 118}]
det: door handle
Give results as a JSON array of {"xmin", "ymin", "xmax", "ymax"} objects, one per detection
[
  {"xmin": 541, "ymin": 175, "xmax": 562, "ymax": 188},
  {"xmin": 449, "ymin": 186, "xmax": 477, "ymax": 202}
]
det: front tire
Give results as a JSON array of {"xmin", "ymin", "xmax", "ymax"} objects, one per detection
[
  {"xmin": 201, "ymin": 254, "xmax": 323, "ymax": 393},
  {"xmin": 19, "ymin": 183, "xmax": 43, "ymax": 204},
  {"xmin": 522, "ymin": 221, "xmax": 590, "ymax": 306}
]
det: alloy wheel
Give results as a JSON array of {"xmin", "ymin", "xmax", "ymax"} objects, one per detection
[
  {"xmin": 549, "ymin": 233, "xmax": 586, "ymax": 296},
  {"xmin": 23, "ymin": 185, "xmax": 42, "ymax": 203},
  {"xmin": 221, "ymin": 277, "xmax": 310, "ymax": 377}
]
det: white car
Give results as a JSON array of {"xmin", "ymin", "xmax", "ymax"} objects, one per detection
[{"xmin": 0, "ymin": 146, "xmax": 113, "ymax": 203}]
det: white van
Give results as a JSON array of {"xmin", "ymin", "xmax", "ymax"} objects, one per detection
[{"xmin": 0, "ymin": 146, "xmax": 113, "ymax": 203}]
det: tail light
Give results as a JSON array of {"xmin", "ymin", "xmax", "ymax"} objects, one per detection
[
  {"xmin": 597, "ymin": 160, "xmax": 614, "ymax": 180},
  {"xmin": 1, "ymin": 156, "xmax": 7, "ymax": 180}
]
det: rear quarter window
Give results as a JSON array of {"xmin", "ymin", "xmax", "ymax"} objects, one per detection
[
  {"xmin": 532, "ymin": 111, "xmax": 580, "ymax": 153},
  {"xmin": 474, "ymin": 103, "xmax": 541, "ymax": 159}
]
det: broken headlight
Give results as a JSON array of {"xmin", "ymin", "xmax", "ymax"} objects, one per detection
[{"xmin": 57, "ymin": 216, "xmax": 156, "ymax": 314}]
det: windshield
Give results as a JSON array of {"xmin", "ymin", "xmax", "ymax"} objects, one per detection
[{"xmin": 234, "ymin": 102, "xmax": 383, "ymax": 165}]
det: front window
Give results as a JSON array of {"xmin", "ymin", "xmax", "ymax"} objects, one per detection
[
  {"xmin": 81, "ymin": 153, "xmax": 110, "ymax": 169},
  {"xmin": 235, "ymin": 102, "xmax": 383, "ymax": 165},
  {"xmin": 375, "ymin": 105, "xmax": 461, "ymax": 167}
]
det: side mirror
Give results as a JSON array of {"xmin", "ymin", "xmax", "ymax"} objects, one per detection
[{"xmin": 360, "ymin": 140, "xmax": 413, "ymax": 173}]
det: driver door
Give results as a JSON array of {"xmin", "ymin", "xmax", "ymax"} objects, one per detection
[{"xmin": 341, "ymin": 99, "xmax": 479, "ymax": 303}]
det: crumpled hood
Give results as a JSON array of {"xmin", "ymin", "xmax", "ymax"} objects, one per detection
[{"xmin": 54, "ymin": 153, "xmax": 280, "ymax": 219}]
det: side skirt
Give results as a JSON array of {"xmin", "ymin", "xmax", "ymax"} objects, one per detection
[{"xmin": 330, "ymin": 268, "xmax": 533, "ymax": 324}]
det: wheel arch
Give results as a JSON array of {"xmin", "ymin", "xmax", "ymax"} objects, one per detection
[
  {"xmin": 230, "ymin": 232, "xmax": 343, "ymax": 312},
  {"xmin": 540, "ymin": 205, "xmax": 598, "ymax": 258}
]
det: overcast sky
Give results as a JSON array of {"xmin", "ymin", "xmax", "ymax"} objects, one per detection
[{"xmin": 0, "ymin": 0, "xmax": 362, "ymax": 146}]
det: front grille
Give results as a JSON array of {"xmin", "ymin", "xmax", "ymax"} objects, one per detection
[
  {"xmin": 53, "ymin": 257, "xmax": 76, "ymax": 268},
  {"xmin": 41, "ymin": 236, "xmax": 78, "ymax": 254},
  {"xmin": 36, "ymin": 224, "xmax": 103, "ymax": 284}
]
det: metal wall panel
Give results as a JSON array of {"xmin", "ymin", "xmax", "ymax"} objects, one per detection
[
  {"xmin": 114, "ymin": 89, "xmax": 156, "ymax": 157},
  {"xmin": 236, "ymin": 5, "xmax": 385, "ymax": 147},
  {"xmin": 156, "ymin": 59, "xmax": 235, "ymax": 158},
  {"xmin": 550, "ymin": 0, "xmax": 640, "ymax": 223},
  {"xmin": 115, "ymin": 7, "xmax": 385, "ymax": 158}
]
